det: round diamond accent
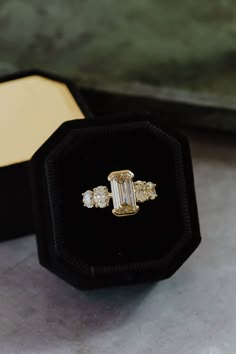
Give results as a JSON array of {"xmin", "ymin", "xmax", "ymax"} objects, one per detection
[
  {"xmin": 134, "ymin": 181, "xmax": 148, "ymax": 202},
  {"xmin": 93, "ymin": 186, "xmax": 110, "ymax": 208},
  {"xmin": 146, "ymin": 182, "xmax": 157, "ymax": 200},
  {"xmin": 82, "ymin": 190, "xmax": 94, "ymax": 208},
  {"xmin": 134, "ymin": 181, "xmax": 157, "ymax": 202}
]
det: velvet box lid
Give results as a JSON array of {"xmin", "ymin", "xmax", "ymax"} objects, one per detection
[
  {"xmin": 31, "ymin": 115, "xmax": 201, "ymax": 289},
  {"xmin": 0, "ymin": 70, "xmax": 92, "ymax": 241}
]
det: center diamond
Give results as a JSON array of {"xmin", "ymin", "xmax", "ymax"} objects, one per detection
[{"xmin": 108, "ymin": 170, "xmax": 139, "ymax": 217}]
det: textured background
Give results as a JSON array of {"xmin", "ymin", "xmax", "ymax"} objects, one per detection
[
  {"xmin": 1, "ymin": 0, "xmax": 236, "ymax": 132},
  {"xmin": 1, "ymin": 0, "xmax": 236, "ymax": 98}
]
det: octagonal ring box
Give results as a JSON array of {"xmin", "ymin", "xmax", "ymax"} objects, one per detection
[
  {"xmin": 31, "ymin": 115, "xmax": 201, "ymax": 289},
  {"xmin": 0, "ymin": 70, "xmax": 92, "ymax": 241}
]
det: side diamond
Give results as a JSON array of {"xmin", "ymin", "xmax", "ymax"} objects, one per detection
[
  {"xmin": 146, "ymin": 182, "xmax": 157, "ymax": 200},
  {"xmin": 93, "ymin": 186, "xmax": 110, "ymax": 208},
  {"xmin": 134, "ymin": 181, "xmax": 148, "ymax": 202},
  {"xmin": 134, "ymin": 181, "xmax": 157, "ymax": 202},
  {"xmin": 82, "ymin": 190, "xmax": 94, "ymax": 208}
]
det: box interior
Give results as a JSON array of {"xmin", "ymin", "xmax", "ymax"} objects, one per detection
[{"xmin": 43, "ymin": 119, "xmax": 193, "ymax": 278}]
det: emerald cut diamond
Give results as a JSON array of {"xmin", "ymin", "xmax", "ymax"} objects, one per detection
[{"xmin": 108, "ymin": 170, "xmax": 139, "ymax": 217}]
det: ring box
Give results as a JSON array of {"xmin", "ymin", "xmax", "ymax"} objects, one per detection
[
  {"xmin": 31, "ymin": 115, "xmax": 201, "ymax": 289},
  {"xmin": 0, "ymin": 70, "xmax": 92, "ymax": 241}
]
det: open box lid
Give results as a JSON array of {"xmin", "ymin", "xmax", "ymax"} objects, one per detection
[
  {"xmin": 0, "ymin": 70, "xmax": 92, "ymax": 241},
  {"xmin": 0, "ymin": 70, "xmax": 92, "ymax": 167}
]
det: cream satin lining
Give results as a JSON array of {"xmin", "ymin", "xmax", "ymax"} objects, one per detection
[{"xmin": 0, "ymin": 75, "xmax": 85, "ymax": 167}]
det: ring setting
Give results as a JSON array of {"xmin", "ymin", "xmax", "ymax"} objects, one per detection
[{"xmin": 82, "ymin": 170, "xmax": 157, "ymax": 217}]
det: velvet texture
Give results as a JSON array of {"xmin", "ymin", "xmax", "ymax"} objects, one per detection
[
  {"xmin": 0, "ymin": 161, "xmax": 33, "ymax": 240},
  {"xmin": 31, "ymin": 115, "xmax": 201, "ymax": 289},
  {"xmin": 0, "ymin": 70, "xmax": 93, "ymax": 241}
]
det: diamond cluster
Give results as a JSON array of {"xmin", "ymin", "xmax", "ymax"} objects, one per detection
[
  {"xmin": 82, "ymin": 186, "xmax": 110, "ymax": 209},
  {"xmin": 134, "ymin": 181, "xmax": 157, "ymax": 203},
  {"xmin": 82, "ymin": 170, "xmax": 158, "ymax": 216}
]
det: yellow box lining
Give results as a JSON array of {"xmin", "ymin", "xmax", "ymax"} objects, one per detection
[{"xmin": 0, "ymin": 75, "xmax": 85, "ymax": 167}]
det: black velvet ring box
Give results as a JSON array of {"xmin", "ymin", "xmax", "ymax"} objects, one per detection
[
  {"xmin": 0, "ymin": 70, "xmax": 92, "ymax": 241},
  {"xmin": 31, "ymin": 115, "xmax": 201, "ymax": 289}
]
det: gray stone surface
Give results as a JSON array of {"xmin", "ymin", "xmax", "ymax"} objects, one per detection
[{"xmin": 0, "ymin": 132, "xmax": 236, "ymax": 354}]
